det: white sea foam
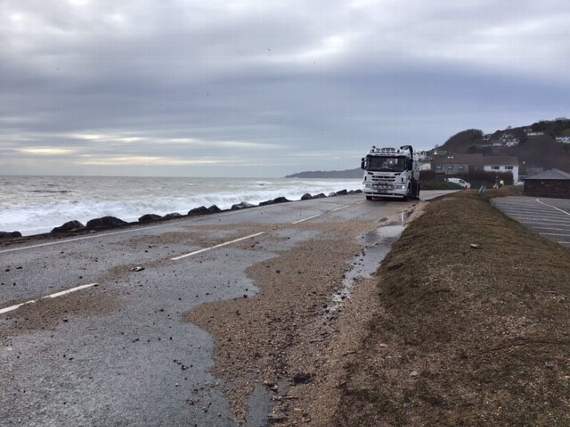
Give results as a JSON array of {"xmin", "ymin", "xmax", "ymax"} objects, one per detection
[{"xmin": 0, "ymin": 176, "xmax": 363, "ymax": 235}]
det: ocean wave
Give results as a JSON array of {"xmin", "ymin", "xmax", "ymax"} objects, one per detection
[{"xmin": 0, "ymin": 177, "xmax": 363, "ymax": 235}]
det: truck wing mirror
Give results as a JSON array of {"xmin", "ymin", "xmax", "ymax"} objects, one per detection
[{"xmin": 361, "ymin": 158, "xmax": 366, "ymax": 170}]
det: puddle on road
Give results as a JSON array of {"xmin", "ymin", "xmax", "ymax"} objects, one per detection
[{"xmin": 327, "ymin": 224, "xmax": 405, "ymax": 315}]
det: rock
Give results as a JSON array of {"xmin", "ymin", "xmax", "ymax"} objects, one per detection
[
  {"xmin": 207, "ymin": 205, "xmax": 222, "ymax": 214},
  {"xmin": 259, "ymin": 197, "xmax": 291, "ymax": 206},
  {"xmin": 292, "ymin": 372, "xmax": 313, "ymax": 385},
  {"xmin": 163, "ymin": 212, "xmax": 182, "ymax": 220},
  {"xmin": 336, "ymin": 189, "xmax": 348, "ymax": 195},
  {"xmin": 0, "ymin": 231, "xmax": 22, "ymax": 240},
  {"xmin": 188, "ymin": 206, "xmax": 210, "ymax": 216},
  {"xmin": 354, "ymin": 189, "xmax": 363, "ymax": 194},
  {"xmin": 51, "ymin": 220, "xmax": 85, "ymax": 234},
  {"xmin": 313, "ymin": 193, "xmax": 327, "ymax": 199},
  {"xmin": 300, "ymin": 193, "xmax": 313, "ymax": 200},
  {"xmin": 85, "ymin": 216, "xmax": 128, "ymax": 230},
  {"xmin": 138, "ymin": 214, "xmax": 163, "ymax": 223},
  {"xmin": 328, "ymin": 192, "xmax": 337, "ymax": 197},
  {"xmin": 231, "ymin": 201, "xmax": 255, "ymax": 210},
  {"xmin": 130, "ymin": 266, "xmax": 145, "ymax": 272},
  {"xmin": 470, "ymin": 243, "xmax": 480, "ymax": 249},
  {"xmin": 410, "ymin": 370, "xmax": 419, "ymax": 377}
]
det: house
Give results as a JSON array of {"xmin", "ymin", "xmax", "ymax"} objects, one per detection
[
  {"xmin": 431, "ymin": 154, "xmax": 520, "ymax": 183},
  {"xmin": 482, "ymin": 156, "xmax": 520, "ymax": 183},
  {"xmin": 415, "ymin": 151, "xmax": 431, "ymax": 161},
  {"xmin": 524, "ymin": 169, "xmax": 570, "ymax": 199},
  {"xmin": 555, "ymin": 136, "xmax": 570, "ymax": 144},
  {"xmin": 499, "ymin": 133, "xmax": 520, "ymax": 147}
]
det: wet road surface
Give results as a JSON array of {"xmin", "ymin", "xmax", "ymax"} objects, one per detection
[{"xmin": 0, "ymin": 191, "xmax": 451, "ymax": 426}]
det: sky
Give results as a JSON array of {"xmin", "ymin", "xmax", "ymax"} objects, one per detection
[{"xmin": 1, "ymin": 0, "xmax": 569, "ymax": 177}]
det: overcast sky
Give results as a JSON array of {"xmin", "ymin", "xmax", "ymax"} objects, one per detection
[{"xmin": 1, "ymin": 0, "xmax": 569, "ymax": 177}]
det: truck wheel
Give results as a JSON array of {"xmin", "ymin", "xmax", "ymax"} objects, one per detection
[
  {"xmin": 366, "ymin": 196, "xmax": 374, "ymax": 201},
  {"xmin": 416, "ymin": 184, "xmax": 421, "ymax": 199}
]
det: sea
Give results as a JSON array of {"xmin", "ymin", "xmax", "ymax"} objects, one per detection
[{"xmin": 0, "ymin": 176, "xmax": 363, "ymax": 236}]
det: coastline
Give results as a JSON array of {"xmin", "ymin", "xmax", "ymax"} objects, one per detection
[{"xmin": 0, "ymin": 189, "xmax": 362, "ymax": 245}]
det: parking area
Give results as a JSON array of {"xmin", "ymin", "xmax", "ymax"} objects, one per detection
[{"xmin": 492, "ymin": 196, "xmax": 570, "ymax": 249}]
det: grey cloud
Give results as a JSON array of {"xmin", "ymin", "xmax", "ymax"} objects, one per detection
[{"xmin": 1, "ymin": 0, "xmax": 569, "ymax": 176}]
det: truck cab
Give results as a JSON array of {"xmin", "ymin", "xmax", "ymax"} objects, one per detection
[{"xmin": 361, "ymin": 146, "xmax": 420, "ymax": 200}]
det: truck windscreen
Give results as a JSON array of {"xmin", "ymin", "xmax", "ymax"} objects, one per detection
[{"xmin": 366, "ymin": 156, "xmax": 408, "ymax": 172}]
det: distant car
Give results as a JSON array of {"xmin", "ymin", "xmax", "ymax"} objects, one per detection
[{"xmin": 446, "ymin": 177, "xmax": 471, "ymax": 189}]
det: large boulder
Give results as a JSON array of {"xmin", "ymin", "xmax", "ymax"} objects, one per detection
[
  {"xmin": 85, "ymin": 216, "xmax": 128, "ymax": 230},
  {"xmin": 231, "ymin": 202, "xmax": 255, "ymax": 210},
  {"xmin": 328, "ymin": 192, "xmax": 337, "ymax": 197},
  {"xmin": 336, "ymin": 189, "xmax": 348, "ymax": 195},
  {"xmin": 51, "ymin": 220, "xmax": 85, "ymax": 234},
  {"xmin": 207, "ymin": 205, "xmax": 222, "ymax": 214},
  {"xmin": 259, "ymin": 197, "xmax": 291, "ymax": 206},
  {"xmin": 138, "ymin": 214, "xmax": 163, "ymax": 223},
  {"xmin": 188, "ymin": 206, "xmax": 210, "ymax": 216},
  {"xmin": 163, "ymin": 212, "xmax": 183, "ymax": 220},
  {"xmin": 0, "ymin": 231, "xmax": 22, "ymax": 240},
  {"xmin": 313, "ymin": 193, "xmax": 327, "ymax": 199},
  {"xmin": 300, "ymin": 193, "xmax": 313, "ymax": 200}
]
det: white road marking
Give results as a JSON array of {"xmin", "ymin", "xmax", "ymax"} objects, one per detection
[
  {"xmin": 291, "ymin": 204, "xmax": 352, "ymax": 225},
  {"xmin": 0, "ymin": 283, "xmax": 98, "ymax": 315},
  {"xmin": 536, "ymin": 198, "xmax": 570, "ymax": 216},
  {"xmin": 0, "ymin": 199, "xmax": 359, "ymax": 256},
  {"xmin": 540, "ymin": 232, "xmax": 570, "ymax": 237},
  {"xmin": 331, "ymin": 205, "xmax": 352, "ymax": 212},
  {"xmin": 499, "ymin": 208, "xmax": 568, "ymax": 218},
  {"xmin": 532, "ymin": 226, "xmax": 570, "ymax": 231},
  {"xmin": 516, "ymin": 217, "xmax": 570, "ymax": 224},
  {"xmin": 292, "ymin": 214, "xmax": 322, "ymax": 224},
  {"xmin": 0, "ymin": 225, "xmax": 167, "ymax": 255},
  {"xmin": 171, "ymin": 232, "xmax": 266, "ymax": 261}
]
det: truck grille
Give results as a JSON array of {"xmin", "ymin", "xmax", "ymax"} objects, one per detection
[{"xmin": 370, "ymin": 175, "xmax": 396, "ymax": 182}]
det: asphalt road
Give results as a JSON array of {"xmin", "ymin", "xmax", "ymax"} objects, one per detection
[
  {"xmin": 0, "ymin": 191, "xmax": 451, "ymax": 426},
  {"xmin": 492, "ymin": 196, "xmax": 570, "ymax": 249}
]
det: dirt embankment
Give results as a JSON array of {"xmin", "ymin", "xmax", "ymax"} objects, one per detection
[
  {"xmin": 327, "ymin": 191, "xmax": 570, "ymax": 426},
  {"xmin": 185, "ymin": 220, "xmax": 375, "ymax": 423}
]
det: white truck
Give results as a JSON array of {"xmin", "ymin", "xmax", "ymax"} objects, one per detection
[{"xmin": 361, "ymin": 145, "xmax": 420, "ymax": 200}]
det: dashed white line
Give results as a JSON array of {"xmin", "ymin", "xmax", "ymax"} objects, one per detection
[
  {"xmin": 171, "ymin": 232, "xmax": 266, "ymax": 261},
  {"xmin": 0, "ymin": 225, "xmax": 167, "ymax": 255},
  {"xmin": 292, "ymin": 214, "xmax": 322, "ymax": 224},
  {"xmin": 0, "ymin": 282, "xmax": 99, "ymax": 315},
  {"xmin": 291, "ymin": 204, "xmax": 352, "ymax": 225}
]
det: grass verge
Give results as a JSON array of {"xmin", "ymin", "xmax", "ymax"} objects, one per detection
[{"xmin": 334, "ymin": 191, "xmax": 570, "ymax": 426}]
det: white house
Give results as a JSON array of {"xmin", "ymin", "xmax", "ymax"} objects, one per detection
[
  {"xmin": 483, "ymin": 158, "xmax": 519, "ymax": 183},
  {"xmin": 555, "ymin": 136, "xmax": 570, "ymax": 144}
]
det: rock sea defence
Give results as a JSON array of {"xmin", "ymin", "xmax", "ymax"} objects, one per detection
[{"xmin": 1, "ymin": 188, "xmax": 363, "ymax": 240}]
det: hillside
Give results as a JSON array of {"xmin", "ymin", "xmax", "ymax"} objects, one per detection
[
  {"xmin": 285, "ymin": 168, "xmax": 362, "ymax": 178},
  {"xmin": 286, "ymin": 118, "xmax": 570, "ymax": 179},
  {"xmin": 436, "ymin": 118, "xmax": 570, "ymax": 172}
]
